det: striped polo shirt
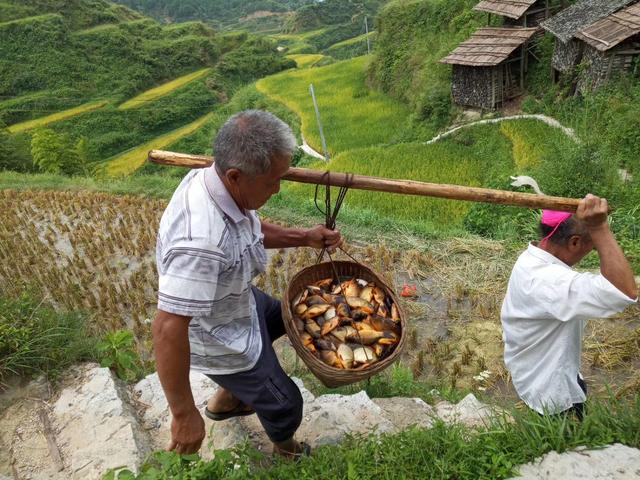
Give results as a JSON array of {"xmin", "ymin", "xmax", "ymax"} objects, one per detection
[{"xmin": 156, "ymin": 165, "xmax": 267, "ymax": 375}]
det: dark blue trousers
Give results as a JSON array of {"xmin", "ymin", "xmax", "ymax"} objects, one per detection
[{"xmin": 206, "ymin": 287, "xmax": 303, "ymax": 442}]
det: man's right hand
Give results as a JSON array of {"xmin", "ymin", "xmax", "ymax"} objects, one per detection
[
  {"xmin": 575, "ymin": 193, "xmax": 609, "ymax": 230},
  {"xmin": 167, "ymin": 407, "xmax": 205, "ymax": 455}
]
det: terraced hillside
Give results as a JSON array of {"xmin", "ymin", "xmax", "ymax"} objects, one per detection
[{"xmin": 0, "ymin": 0, "xmax": 295, "ymax": 173}]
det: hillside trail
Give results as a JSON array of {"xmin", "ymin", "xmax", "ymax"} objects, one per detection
[
  {"xmin": 424, "ymin": 113, "xmax": 579, "ymax": 145},
  {"xmin": 298, "ymin": 113, "xmax": 578, "ymax": 162}
]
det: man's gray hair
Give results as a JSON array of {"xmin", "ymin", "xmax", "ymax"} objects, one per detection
[{"xmin": 213, "ymin": 110, "xmax": 297, "ymax": 175}]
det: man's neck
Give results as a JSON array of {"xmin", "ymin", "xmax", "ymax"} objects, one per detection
[
  {"xmin": 215, "ymin": 167, "xmax": 246, "ymax": 215},
  {"xmin": 535, "ymin": 241, "xmax": 575, "ymax": 267}
]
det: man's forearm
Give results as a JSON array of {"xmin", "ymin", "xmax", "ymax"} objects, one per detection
[
  {"xmin": 261, "ymin": 221, "xmax": 308, "ymax": 249},
  {"xmin": 152, "ymin": 312, "xmax": 198, "ymax": 418},
  {"xmin": 592, "ymin": 226, "xmax": 638, "ymax": 299}
]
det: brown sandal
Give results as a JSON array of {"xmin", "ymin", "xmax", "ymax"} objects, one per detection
[{"xmin": 204, "ymin": 403, "xmax": 255, "ymax": 421}]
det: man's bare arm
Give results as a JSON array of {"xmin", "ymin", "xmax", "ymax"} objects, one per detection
[
  {"xmin": 578, "ymin": 195, "xmax": 637, "ymax": 299},
  {"xmin": 152, "ymin": 310, "xmax": 205, "ymax": 454},
  {"xmin": 260, "ymin": 221, "xmax": 342, "ymax": 250}
]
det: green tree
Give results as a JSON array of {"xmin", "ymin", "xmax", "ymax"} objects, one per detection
[
  {"xmin": 30, "ymin": 128, "xmax": 85, "ymax": 176},
  {"xmin": 0, "ymin": 121, "xmax": 34, "ymax": 172}
]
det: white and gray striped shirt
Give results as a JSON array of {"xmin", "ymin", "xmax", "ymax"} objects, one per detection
[{"xmin": 156, "ymin": 166, "xmax": 267, "ymax": 375}]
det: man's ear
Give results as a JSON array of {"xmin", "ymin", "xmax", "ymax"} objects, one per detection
[
  {"xmin": 568, "ymin": 235, "xmax": 582, "ymax": 251},
  {"xmin": 224, "ymin": 168, "xmax": 242, "ymax": 186}
]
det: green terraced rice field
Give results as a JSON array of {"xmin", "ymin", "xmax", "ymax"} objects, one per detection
[
  {"xmin": 286, "ymin": 54, "xmax": 327, "ymax": 68},
  {"xmin": 105, "ymin": 112, "xmax": 213, "ymax": 176},
  {"xmin": 118, "ymin": 68, "xmax": 211, "ymax": 110},
  {"xmin": 7, "ymin": 100, "xmax": 109, "ymax": 133},
  {"xmin": 256, "ymin": 57, "xmax": 424, "ymax": 155}
]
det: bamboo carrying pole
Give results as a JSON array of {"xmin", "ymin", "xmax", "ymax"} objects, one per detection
[{"xmin": 148, "ymin": 149, "xmax": 583, "ymax": 212}]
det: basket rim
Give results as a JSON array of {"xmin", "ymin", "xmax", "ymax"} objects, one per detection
[{"xmin": 282, "ymin": 261, "xmax": 406, "ymax": 386}]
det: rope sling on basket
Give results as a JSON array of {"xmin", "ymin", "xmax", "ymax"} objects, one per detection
[{"xmin": 281, "ymin": 171, "xmax": 407, "ymax": 388}]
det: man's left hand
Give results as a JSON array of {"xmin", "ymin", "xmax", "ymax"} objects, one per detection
[{"xmin": 305, "ymin": 225, "xmax": 342, "ymax": 252}]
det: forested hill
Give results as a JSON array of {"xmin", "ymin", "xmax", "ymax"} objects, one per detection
[
  {"xmin": 112, "ymin": 0, "xmax": 388, "ymax": 33},
  {"xmin": 111, "ymin": 0, "xmax": 314, "ymax": 31}
]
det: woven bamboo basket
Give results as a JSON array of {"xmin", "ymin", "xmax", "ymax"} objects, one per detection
[{"xmin": 282, "ymin": 261, "xmax": 406, "ymax": 388}]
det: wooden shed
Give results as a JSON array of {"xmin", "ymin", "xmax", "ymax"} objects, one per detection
[
  {"xmin": 541, "ymin": 0, "xmax": 639, "ymax": 90},
  {"xmin": 574, "ymin": 3, "xmax": 640, "ymax": 89},
  {"xmin": 441, "ymin": 27, "xmax": 539, "ymax": 110},
  {"xmin": 474, "ymin": 0, "xmax": 558, "ymax": 27}
]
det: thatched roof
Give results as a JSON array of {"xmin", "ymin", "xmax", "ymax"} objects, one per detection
[
  {"xmin": 541, "ymin": 0, "xmax": 636, "ymax": 43},
  {"xmin": 575, "ymin": 2, "xmax": 640, "ymax": 51},
  {"xmin": 474, "ymin": 0, "xmax": 539, "ymax": 20},
  {"xmin": 440, "ymin": 27, "xmax": 539, "ymax": 66}
]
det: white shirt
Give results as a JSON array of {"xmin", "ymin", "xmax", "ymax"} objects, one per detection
[
  {"xmin": 156, "ymin": 166, "xmax": 267, "ymax": 375},
  {"xmin": 501, "ymin": 243, "xmax": 636, "ymax": 414}
]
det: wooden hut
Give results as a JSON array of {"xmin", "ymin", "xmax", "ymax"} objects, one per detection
[
  {"xmin": 441, "ymin": 27, "xmax": 539, "ymax": 110},
  {"xmin": 541, "ymin": 0, "xmax": 638, "ymax": 89},
  {"xmin": 474, "ymin": 0, "xmax": 557, "ymax": 27}
]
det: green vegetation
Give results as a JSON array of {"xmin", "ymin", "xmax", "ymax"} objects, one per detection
[
  {"xmin": 325, "ymin": 31, "xmax": 375, "ymax": 60},
  {"xmin": 0, "ymin": 292, "xmax": 98, "ymax": 385},
  {"xmin": 97, "ymin": 330, "xmax": 145, "ymax": 381},
  {"xmin": 0, "ymin": 0, "xmax": 295, "ymax": 174},
  {"xmin": 118, "ymin": 68, "xmax": 211, "ymax": 110},
  {"xmin": 110, "ymin": 394, "xmax": 640, "ymax": 479},
  {"xmin": 257, "ymin": 56, "xmax": 433, "ymax": 155},
  {"xmin": 369, "ymin": 0, "xmax": 482, "ymax": 130},
  {"xmin": 112, "ymin": 0, "xmax": 313, "ymax": 30},
  {"xmin": 286, "ymin": 0, "xmax": 384, "ymax": 33}
]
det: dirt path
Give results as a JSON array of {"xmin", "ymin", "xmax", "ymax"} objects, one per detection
[{"xmin": 424, "ymin": 114, "xmax": 579, "ymax": 145}]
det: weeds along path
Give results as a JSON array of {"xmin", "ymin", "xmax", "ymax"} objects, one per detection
[
  {"xmin": 424, "ymin": 114, "xmax": 579, "ymax": 146},
  {"xmin": 105, "ymin": 112, "xmax": 213, "ymax": 176},
  {"xmin": 7, "ymin": 100, "xmax": 109, "ymax": 133},
  {"xmin": 118, "ymin": 68, "xmax": 212, "ymax": 110}
]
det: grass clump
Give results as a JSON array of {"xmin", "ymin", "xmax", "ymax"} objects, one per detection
[
  {"xmin": 0, "ymin": 292, "xmax": 98, "ymax": 385},
  {"xmin": 109, "ymin": 394, "xmax": 640, "ymax": 479}
]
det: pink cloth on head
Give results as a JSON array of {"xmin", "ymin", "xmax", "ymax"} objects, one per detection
[
  {"xmin": 542, "ymin": 210, "xmax": 572, "ymax": 227},
  {"xmin": 541, "ymin": 209, "xmax": 573, "ymax": 245}
]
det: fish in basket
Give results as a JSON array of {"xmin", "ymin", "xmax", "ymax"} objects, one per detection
[{"xmin": 282, "ymin": 261, "xmax": 406, "ymax": 388}]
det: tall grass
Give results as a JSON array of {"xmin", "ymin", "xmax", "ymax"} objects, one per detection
[
  {"xmin": 105, "ymin": 112, "xmax": 214, "ymax": 176},
  {"xmin": 0, "ymin": 292, "xmax": 98, "ymax": 384},
  {"xmin": 7, "ymin": 100, "xmax": 108, "ymax": 133},
  {"xmin": 256, "ymin": 56, "xmax": 434, "ymax": 156},
  {"xmin": 118, "ymin": 68, "xmax": 212, "ymax": 110}
]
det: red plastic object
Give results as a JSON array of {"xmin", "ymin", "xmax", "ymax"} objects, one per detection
[{"xmin": 400, "ymin": 284, "xmax": 418, "ymax": 298}]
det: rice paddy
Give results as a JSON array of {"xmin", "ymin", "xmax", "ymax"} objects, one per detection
[
  {"xmin": 105, "ymin": 112, "xmax": 213, "ymax": 176},
  {"xmin": 1, "ymin": 188, "xmax": 637, "ymax": 398},
  {"xmin": 256, "ymin": 56, "xmax": 430, "ymax": 155},
  {"xmin": 286, "ymin": 54, "xmax": 327, "ymax": 68},
  {"xmin": 118, "ymin": 68, "xmax": 212, "ymax": 110},
  {"xmin": 7, "ymin": 100, "xmax": 109, "ymax": 133}
]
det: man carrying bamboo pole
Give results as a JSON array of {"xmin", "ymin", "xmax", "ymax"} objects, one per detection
[
  {"xmin": 152, "ymin": 110, "xmax": 341, "ymax": 458},
  {"xmin": 501, "ymin": 194, "xmax": 637, "ymax": 419}
]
